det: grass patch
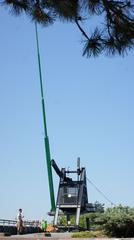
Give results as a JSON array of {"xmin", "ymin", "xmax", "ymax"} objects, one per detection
[{"xmin": 71, "ymin": 230, "xmax": 107, "ymax": 238}]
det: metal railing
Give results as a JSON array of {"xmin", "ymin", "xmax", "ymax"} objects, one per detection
[{"xmin": 0, "ymin": 219, "xmax": 39, "ymax": 227}]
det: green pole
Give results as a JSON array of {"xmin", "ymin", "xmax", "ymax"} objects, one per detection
[{"xmin": 35, "ymin": 23, "xmax": 55, "ymax": 212}]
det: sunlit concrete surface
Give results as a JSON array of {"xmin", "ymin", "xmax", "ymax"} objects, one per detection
[{"xmin": 0, "ymin": 232, "xmax": 134, "ymax": 240}]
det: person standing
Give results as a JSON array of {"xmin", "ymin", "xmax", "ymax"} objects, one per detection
[
  {"xmin": 16, "ymin": 208, "xmax": 24, "ymax": 234},
  {"xmin": 41, "ymin": 219, "xmax": 47, "ymax": 232}
]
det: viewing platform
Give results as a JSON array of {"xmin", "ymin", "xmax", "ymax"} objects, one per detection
[{"xmin": 0, "ymin": 219, "xmax": 42, "ymax": 236}]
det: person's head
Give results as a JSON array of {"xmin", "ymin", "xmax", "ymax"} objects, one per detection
[{"xmin": 19, "ymin": 208, "xmax": 22, "ymax": 213}]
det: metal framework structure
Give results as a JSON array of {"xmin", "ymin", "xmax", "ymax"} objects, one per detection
[
  {"xmin": 52, "ymin": 159, "xmax": 95, "ymax": 229},
  {"xmin": 35, "ymin": 25, "xmax": 96, "ymax": 227}
]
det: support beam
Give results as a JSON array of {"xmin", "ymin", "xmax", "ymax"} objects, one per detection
[{"xmin": 35, "ymin": 23, "xmax": 55, "ymax": 212}]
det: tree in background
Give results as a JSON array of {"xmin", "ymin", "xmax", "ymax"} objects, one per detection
[
  {"xmin": 1, "ymin": 0, "xmax": 134, "ymax": 57},
  {"xmin": 94, "ymin": 201, "xmax": 105, "ymax": 213},
  {"xmin": 70, "ymin": 205, "xmax": 134, "ymax": 238},
  {"xmin": 59, "ymin": 204, "xmax": 134, "ymax": 238},
  {"xmin": 78, "ymin": 201, "xmax": 105, "ymax": 229},
  {"xmin": 58, "ymin": 201, "xmax": 105, "ymax": 229},
  {"xmin": 102, "ymin": 205, "xmax": 134, "ymax": 237},
  {"xmin": 79, "ymin": 205, "xmax": 134, "ymax": 237}
]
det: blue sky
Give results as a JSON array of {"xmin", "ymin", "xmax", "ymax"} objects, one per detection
[{"xmin": 0, "ymin": 6, "xmax": 134, "ymax": 221}]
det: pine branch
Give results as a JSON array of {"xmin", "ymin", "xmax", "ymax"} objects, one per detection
[
  {"xmin": 1, "ymin": 0, "xmax": 134, "ymax": 57},
  {"xmin": 75, "ymin": 18, "xmax": 90, "ymax": 40}
]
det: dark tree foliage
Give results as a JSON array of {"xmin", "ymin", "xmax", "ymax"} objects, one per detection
[
  {"xmin": 94, "ymin": 201, "xmax": 105, "ymax": 213},
  {"xmin": 1, "ymin": 0, "xmax": 134, "ymax": 57},
  {"xmin": 102, "ymin": 205, "xmax": 134, "ymax": 237}
]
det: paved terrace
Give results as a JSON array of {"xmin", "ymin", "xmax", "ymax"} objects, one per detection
[{"xmin": 0, "ymin": 233, "xmax": 134, "ymax": 240}]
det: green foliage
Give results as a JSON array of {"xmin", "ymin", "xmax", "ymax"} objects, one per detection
[
  {"xmin": 59, "ymin": 204, "xmax": 134, "ymax": 238},
  {"xmin": 58, "ymin": 215, "xmax": 66, "ymax": 226},
  {"xmin": 71, "ymin": 230, "xmax": 106, "ymax": 238},
  {"xmin": 78, "ymin": 201, "xmax": 104, "ymax": 229},
  {"xmin": 2, "ymin": 0, "xmax": 134, "ymax": 57},
  {"xmin": 94, "ymin": 201, "xmax": 105, "ymax": 213},
  {"xmin": 102, "ymin": 205, "xmax": 134, "ymax": 237},
  {"xmin": 59, "ymin": 215, "xmax": 76, "ymax": 226},
  {"xmin": 58, "ymin": 202, "xmax": 104, "ymax": 229}
]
